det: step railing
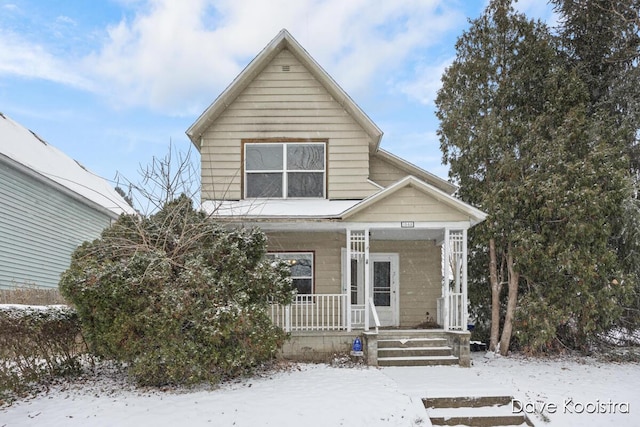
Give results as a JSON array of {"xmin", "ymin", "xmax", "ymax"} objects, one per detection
[{"xmin": 369, "ymin": 297, "xmax": 380, "ymax": 333}]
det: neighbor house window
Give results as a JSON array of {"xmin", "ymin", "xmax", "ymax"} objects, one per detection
[
  {"xmin": 267, "ymin": 252, "xmax": 314, "ymax": 301},
  {"xmin": 245, "ymin": 142, "xmax": 326, "ymax": 198}
]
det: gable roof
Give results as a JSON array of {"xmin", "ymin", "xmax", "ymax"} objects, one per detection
[
  {"xmin": 186, "ymin": 29, "xmax": 383, "ymax": 150},
  {"xmin": 342, "ymin": 175, "xmax": 486, "ymax": 226},
  {"xmin": 0, "ymin": 113, "xmax": 135, "ymax": 217},
  {"xmin": 201, "ymin": 175, "xmax": 486, "ymax": 226},
  {"xmin": 374, "ymin": 148, "xmax": 458, "ymax": 195}
]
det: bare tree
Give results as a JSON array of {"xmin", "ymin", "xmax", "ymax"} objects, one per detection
[{"xmin": 115, "ymin": 141, "xmax": 200, "ymax": 216}]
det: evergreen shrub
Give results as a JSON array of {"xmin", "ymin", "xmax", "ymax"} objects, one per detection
[{"xmin": 60, "ymin": 195, "xmax": 293, "ymax": 386}]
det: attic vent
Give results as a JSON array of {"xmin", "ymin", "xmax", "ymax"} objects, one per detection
[
  {"xmin": 281, "ymin": 65, "xmax": 290, "ymax": 72},
  {"xmin": 29, "ymin": 130, "xmax": 48, "ymax": 146}
]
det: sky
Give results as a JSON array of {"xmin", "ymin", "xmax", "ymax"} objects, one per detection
[{"xmin": 0, "ymin": 0, "xmax": 557, "ymax": 192}]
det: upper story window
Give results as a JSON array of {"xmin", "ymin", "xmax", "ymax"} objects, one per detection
[{"xmin": 244, "ymin": 142, "xmax": 326, "ymax": 198}]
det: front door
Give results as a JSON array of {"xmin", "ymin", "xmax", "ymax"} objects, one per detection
[{"xmin": 370, "ymin": 254, "xmax": 399, "ymax": 327}]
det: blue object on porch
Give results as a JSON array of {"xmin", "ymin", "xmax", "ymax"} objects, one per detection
[
  {"xmin": 351, "ymin": 337, "xmax": 363, "ymax": 356},
  {"xmin": 467, "ymin": 324, "xmax": 475, "ymax": 331}
]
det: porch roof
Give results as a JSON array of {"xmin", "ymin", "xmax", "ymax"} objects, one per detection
[
  {"xmin": 201, "ymin": 199, "xmax": 359, "ymax": 219},
  {"xmin": 200, "ymin": 176, "xmax": 487, "ymax": 227}
]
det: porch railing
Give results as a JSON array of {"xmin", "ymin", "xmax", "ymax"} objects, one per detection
[
  {"xmin": 351, "ymin": 304, "xmax": 365, "ymax": 329},
  {"xmin": 437, "ymin": 293, "xmax": 465, "ymax": 331},
  {"xmin": 269, "ymin": 294, "xmax": 348, "ymax": 332}
]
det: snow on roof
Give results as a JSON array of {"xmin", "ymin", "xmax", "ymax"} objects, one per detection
[
  {"xmin": 0, "ymin": 113, "xmax": 135, "ymax": 217},
  {"xmin": 201, "ymin": 199, "xmax": 360, "ymax": 218}
]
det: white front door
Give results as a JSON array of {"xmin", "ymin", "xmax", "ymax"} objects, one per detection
[{"xmin": 370, "ymin": 254, "xmax": 399, "ymax": 327}]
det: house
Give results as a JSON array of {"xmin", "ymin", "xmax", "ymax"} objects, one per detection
[
  {"xmin": 186, "ymin": 30, "xmax": 486, "ymax": 366},
  {"xmin": 0, "ymin": 113, "xmax": 134, "ymax": 290}
]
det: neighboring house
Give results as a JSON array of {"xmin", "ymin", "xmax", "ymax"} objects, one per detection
[
  {"xmin": 0, "ymin": 113, "xmax": 134, "ymax": 290},
  {"xmin": 187, "ymin": 30, "xmax": 486, "ymax": 366}
]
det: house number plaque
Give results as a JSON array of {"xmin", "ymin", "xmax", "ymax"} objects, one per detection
[{"xmin": 401, "ymin": 221, "xmax": 414, "ymax": 228}]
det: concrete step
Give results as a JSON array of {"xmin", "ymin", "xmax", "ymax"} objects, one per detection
[
  {"xmin": 377, "ymin": 355, "xmax": 459, "ymax": 367},
  {"xmin": 378, "ymin": 346, "xmax": 453, "ymax": 358},
  {"xmin": 424, "ymin": 396, "xmax": 534, "ymax": 427},
  {"xmin": 378, "ymin": 337, "xmax": 448, "ymax": 348},
  {"xmin": 377, "ymin": 329, "xmax": 448, "ymax": 339}
]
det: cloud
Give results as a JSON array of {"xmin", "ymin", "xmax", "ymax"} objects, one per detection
[
  {"xmin": 1, "ymin": 0, "xmax": 467, "ymax": 115},
  {"xmin": 393, "ymin": 56, "xmax": 454, "ymax": 106},
  {"xmin": 0, "ymin": 30, "xmax": 94, "ymax": 90}
]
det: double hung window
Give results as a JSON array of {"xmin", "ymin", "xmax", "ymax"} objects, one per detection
[
  {"xmin": 245, "ymin": 142, "xmax": 325, "ymax": 198},
  {"xmin": 267, "ymin": 252, "xmax": 314, "ymax": 301}
]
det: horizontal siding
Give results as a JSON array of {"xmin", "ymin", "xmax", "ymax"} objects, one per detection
[
  {"xmin": 201, "ymin": 49, "xmax": 372, "ymax": 201},
  {"xmin": 348, "ymin": 186, "xmax": 469, "ymax": 223},
  {"xmin": 369, "ymin": 154, "xmax": 409, "ymax": 187},
  {"xmin": 370, "ymin": 240, "xmax": 442, "ymax": 327},
  {"xmin": 266, "ymin": 231, "xmax": 442, "ymax": 327},
  {"xmin": 266, "ymin": 231, "xmax": 343, "ymax": 294},
  {"xmin": 0, "ymin": 162, "xmax": 112, "ymax": 289}
]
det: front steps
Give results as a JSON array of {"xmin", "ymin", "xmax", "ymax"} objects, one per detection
[
  {"xmin": 424, "ymin": 396, "xmax": 534, "ymax": 427},
  {"xmin": 375, "ymin": 330, "xmax": 459, "ymax": 367}
]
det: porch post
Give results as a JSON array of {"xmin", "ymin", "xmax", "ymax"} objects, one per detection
[
  {"xmin": 442, "ymin": 228, "xmax": 450, "ymax": 331},
  {"xmin": 346, "ymin": 229, "xmax": 352, "ymax": 332},
  {"xmin": 364, "ymin": 227, "xmax": 370, "ymax": 331},
  {"xmin": 462, "ymin": 228, "xmax": 469, "ymax": 329}
]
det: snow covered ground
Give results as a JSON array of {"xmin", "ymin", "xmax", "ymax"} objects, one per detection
[{"xmin": 1, "ymin": 353, "xmax": 638, "ymax": 427}]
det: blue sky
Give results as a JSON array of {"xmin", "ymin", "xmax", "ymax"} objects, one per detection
[{"xmin": 0, "ymin": 0, "xmax": 556, "ymax": 190}]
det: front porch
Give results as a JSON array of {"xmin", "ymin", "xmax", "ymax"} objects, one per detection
[
  {"xmin": 268, "ymin": 226, "xmax": 471, "ymax": 333},
  {"xmin": 266, "ymin": 225, "xmax": 473, "ymax": 367}
]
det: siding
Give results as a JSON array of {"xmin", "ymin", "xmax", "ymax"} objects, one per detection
[
  {"xmin": 348, "ymin": 186, "xmax": 469, "ymax": 223},
  {"xmin": 201, "ymin": 49, "xmax": 378, "ymax": 201},
  {"xmin": 0, "ymin": 162, "xmax": 112, "ymax": 289},
  {"xmin": 370, "ymin": 240, "xmax": 442, "ymax": 327},
  {"xmin": 266, "ymin": 231, "xmax": 442, "ymax": 327},
  {"xmin": 369, "ymin": 154, "xmax": 410, "ymax": 187},
  {"xmin": 266, "ymin": 231, "xmax": 343, "ymax": 295}
]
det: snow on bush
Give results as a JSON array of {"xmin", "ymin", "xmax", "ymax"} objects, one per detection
[
  {"xmin": 0, "ymin": 304, "xmax": 83, "ymax": 403},
  {"xmin": 59, "ymin": 195, "xmax": 294, "ymax": 387}
]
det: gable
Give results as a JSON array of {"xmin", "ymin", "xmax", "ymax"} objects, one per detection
[
  {"xmin": 369, "ymin": 149, "xmax": 457, "ymax": 194},
  {"xmin": 345, "ymin": 185, "xmax": 470, "ymax": 223},
  {"xmin": 187, "ymin": 29, "xmax": 382, "ymax": 150},
  {"xmin": 199, "ymin": 48, "xmax": 379, "ymax": 201}
]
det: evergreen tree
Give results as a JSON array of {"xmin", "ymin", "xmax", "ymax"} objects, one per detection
[
  {"xmin": 551, "ymin": 0, "xmax": 640, "ymax": 336},
  {"xmin": 436, "ymin": 0, "xmax": 635, "ymax": 353}
]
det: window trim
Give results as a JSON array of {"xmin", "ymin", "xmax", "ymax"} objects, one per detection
[
  {"xmin": 267, "ymin": 251, "xmax": 315, "ymax": 302},
  {"xmin": 242, "ymin": 139, "xmax": 328, "ymax": 199}
]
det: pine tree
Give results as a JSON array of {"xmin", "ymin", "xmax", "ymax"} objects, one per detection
[{"xmin": 436, "ymin": 0, "xmax": 636, "ymax": 353}]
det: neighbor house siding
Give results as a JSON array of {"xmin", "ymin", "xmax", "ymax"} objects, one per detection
[
  {"xmin": 0, "ymin": 161, "xmax": 112, "ymax": 289},
  {"xmin": 348, "ymin": 186, "xmax": 470, "ymax": 223},
  {"xmin": 200, "ymin": 49, "xmax": 378, "ymax": 201},
  {"xmin": 370, "ymin": 240, "xmax": 442, "ymax": 327}
]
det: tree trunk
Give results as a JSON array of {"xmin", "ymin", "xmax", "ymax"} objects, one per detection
[
  {"xmin": 499, "ymin": 249, "xmax": 519, "ymax": 356},
  {"xmin": 489, "ymin": 238, "xmax": 501, "ymax": 352}
]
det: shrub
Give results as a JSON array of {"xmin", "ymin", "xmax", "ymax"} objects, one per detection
[
  {"xmin": 60, "ymin": 195, "xmax": 293, "ymax": 386},
  {"xmin": 0, "ymin": 305, "xmax": 83, "ymax": 403}
]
